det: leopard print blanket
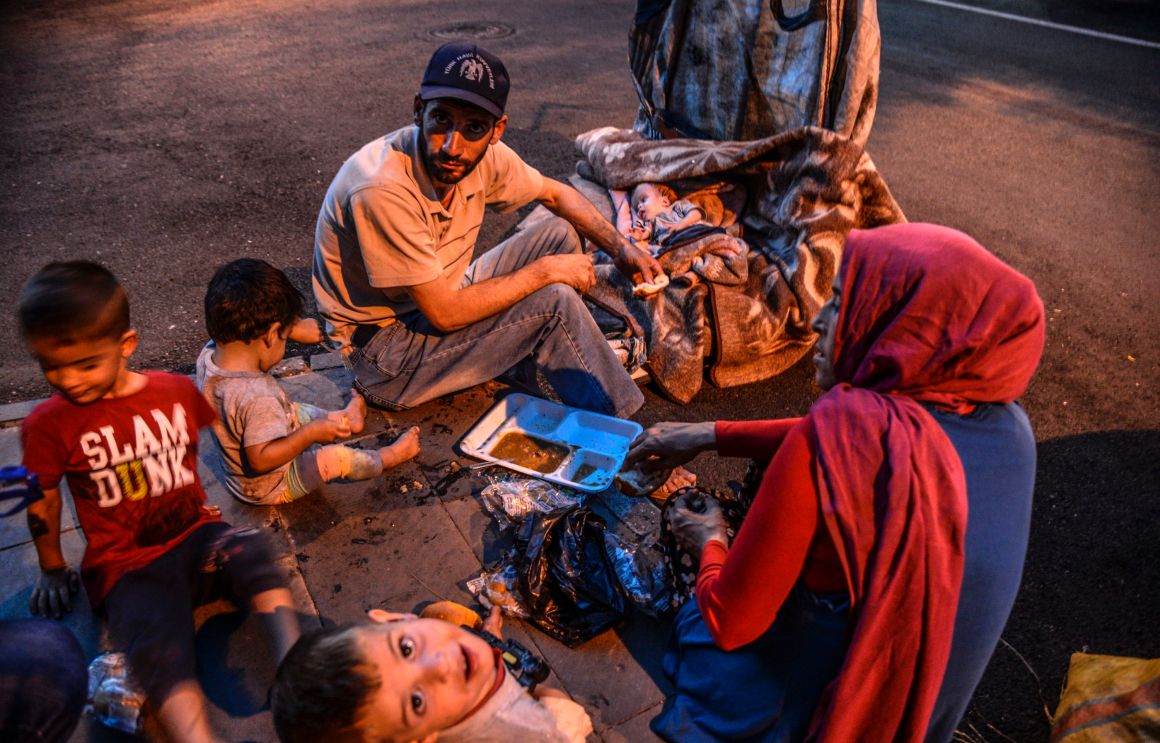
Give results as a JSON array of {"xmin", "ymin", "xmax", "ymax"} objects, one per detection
[{"xmin": 575, "ymin": 125, "xmax": 905, "ymax": 404}]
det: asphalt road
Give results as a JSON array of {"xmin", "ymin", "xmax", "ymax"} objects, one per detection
[{"xmin": 1, "ymin": 1, "xmax": 1157, "ymax": 740}]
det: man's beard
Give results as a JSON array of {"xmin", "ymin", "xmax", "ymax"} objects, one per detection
[{"xmin": 420, "ymin": 134, "xmax": 483, "ymax": 186}]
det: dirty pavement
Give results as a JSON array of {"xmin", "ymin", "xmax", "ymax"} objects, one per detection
[{"xmin": 0, "ymin": 353, "xmax": 751, "ymax": 742}]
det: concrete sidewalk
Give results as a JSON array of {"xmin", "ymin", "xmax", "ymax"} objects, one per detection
[{"xmin": 0, "ymin": 356, "xmax": 685, "ymax": 743}]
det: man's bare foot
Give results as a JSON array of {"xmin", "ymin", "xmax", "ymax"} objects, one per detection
[
  {"xmin": 379, "ymin": 426, "xmax": 421, "ymax": 469},
  {"xmin": 648, "ymin": 466, "xmax": 697, "ymax": 505},
  {"xmin": 342, "ymin": 390, "xmax": 368, "ymax": 434}
]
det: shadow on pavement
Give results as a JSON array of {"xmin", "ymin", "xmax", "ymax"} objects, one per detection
[{"xmin": 963, "ymin": 427, "xmax": 1160, "ymax": 741}]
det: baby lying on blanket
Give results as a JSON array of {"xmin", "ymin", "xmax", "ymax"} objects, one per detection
[
  {"xmin": 616, "ymin": 182, "xmax": 707, "ymax": 257},
  {"xmin": 616, "ymin": 181, "xmax": 747, "ymax": 297}
]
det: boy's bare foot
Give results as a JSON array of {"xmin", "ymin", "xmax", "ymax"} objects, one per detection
[
  {"xmin": 343, "ymin": 390, "xmax": 368, "ymax": 434},
  {"xmin": 648, "ymin": 465, "xmax": 697, "ymax": 505},
  {"xmin": 379, "ymin": 426, "xmax": 420, "ymax": 469}
]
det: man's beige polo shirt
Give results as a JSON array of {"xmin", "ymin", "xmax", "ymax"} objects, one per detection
[{"xmin": 312, "ymin": 125, "xmax": 544, "ymax": 350}]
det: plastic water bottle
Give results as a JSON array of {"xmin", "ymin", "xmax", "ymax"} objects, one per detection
[{"xmin": 87, "ymin": 652, "xmax": 144, "ymax": 734}]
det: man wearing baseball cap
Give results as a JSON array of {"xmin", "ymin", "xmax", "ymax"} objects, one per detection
[{"xmin": 312, "ymin": 42, "xmax": 659, "ymax": 418}]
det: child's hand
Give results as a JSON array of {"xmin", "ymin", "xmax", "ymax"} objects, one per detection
[
  {"xmin": 30, "ymin": 564, "xmax": 80, "ymax": 619},
  {"xmin": 483, "ymin": 605, "xmax": 504, "ymax": 638},
  {"xmin": 289, "ymin": 316, "xmax": 325, "ymax": 345},
  {"xmin": 367, "ymin": 609, "xmax": 418, "ymax": 623},
  {"xmin": 305, "ymin": 417, "xmax": 350, "ymax": 444}
]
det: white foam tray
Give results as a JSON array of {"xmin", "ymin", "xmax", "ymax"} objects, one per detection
[{"xmin": 458, "ymin": 393, "xmax": 642, "ymax": 493}]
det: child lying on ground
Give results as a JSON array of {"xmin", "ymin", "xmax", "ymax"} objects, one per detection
[
  {"xmin": 271, "ymin": 603, "xmax": 592, "ymax": 743},
  {"xmin": 197, "ymin": 259, "xmax": 420, "ymax": 505},
  {"xmin": 19, "ymin": 261, "xmax": 299, "ymax": 743}
]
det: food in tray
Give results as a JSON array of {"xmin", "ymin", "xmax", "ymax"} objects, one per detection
[
  {"xmin": 488, "ymin": 431, "xmax": 572, "ymax": 474},
  {"xmin": 573, "ymin": 463, "xmax": 600, "ymax": 483},
  {"xmin": 459, "ymin": 393, "xmax": 643, "ymax": 492},
  {"xmin": 632, "ymin": 273, "xmax": 670, "ymax": 297}
]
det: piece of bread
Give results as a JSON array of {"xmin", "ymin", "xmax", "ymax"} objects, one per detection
[
  {"xmin": 420, "ymin": 600, "xmax": 483, "ymax": 630},
  {"xmin": 632, "ymin": 273, "xmax": 670, "ymax": 297},
  {"xmin": 615, "ymin": 466, "xmax": 668, "ymax": 497}
]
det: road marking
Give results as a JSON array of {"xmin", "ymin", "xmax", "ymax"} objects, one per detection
[{"xmin": 907, "ymin": 0, "xmax": 1160, "ymax": 50}]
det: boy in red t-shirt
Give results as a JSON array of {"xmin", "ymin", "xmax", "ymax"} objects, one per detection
[{"xmin": 18, "ymin": 261, "xmax": 300, "ymax": 743}]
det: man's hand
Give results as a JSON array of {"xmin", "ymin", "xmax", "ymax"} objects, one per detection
[
  {"xmin": 30, "ymin": 564, "xmax": 80, "ymax": 619},
  {"xmin": 536, "ymin": 177, "xmax": 662, "ymax": 284},
  {"xmin": 670, "ymin": 490, "xmax": 728, "ymax": 562},
  {"xmin": 614, "ymin": 242, "xmax": 663, "ymax": 284},
  {"xmin": 534, "ymin": 253, "xmax": 596, "ymax": 294}
]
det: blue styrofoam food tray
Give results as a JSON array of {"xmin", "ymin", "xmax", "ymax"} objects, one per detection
[{"xmin": 458, "ymin": 393, "xmax": 642, "ymax": 493}]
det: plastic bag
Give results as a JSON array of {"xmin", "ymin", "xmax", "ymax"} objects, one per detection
[
  {"xmin": 479, "ymin": 475, "xmax": 580, "ymax": 530},
  {"xmin": 603, "ymin": 532, "xmax": 673, "ymax": 619},
  {"xmin": 466, "ymin": 563, "xmax": 529, "ymax": 619},
  {"xmin": 514, "ymin": 506, "xmax": 626, "ymax": 646},
  {"xmin": 86, "ymin": 652, "xmax": 144, "ymax": 734}
]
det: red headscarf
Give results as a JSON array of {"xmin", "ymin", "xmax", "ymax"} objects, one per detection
[{"xmin": 807, "ymin": 224, "xmax": 1045, "ymax": 743}]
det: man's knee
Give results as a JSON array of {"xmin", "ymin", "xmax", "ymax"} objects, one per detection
[
  {"xmin": 531, "ymin": 282, "xmax": 588, "ymax": 315},
  {"xmin": 535, "ymin": 216, "xmax": 583, "ymax": 255}
]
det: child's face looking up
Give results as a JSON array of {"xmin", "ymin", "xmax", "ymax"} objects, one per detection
[
  {"xmin": 353, "ymin": 616, "xmax": 498, "ymax": 742},
  {"xmin": 632, "ymin": 183, "xmax": 671, "ymax": 222},
  {"xmin": 28, "ymin": 331, "xmax": 137, "ymax": 405}
]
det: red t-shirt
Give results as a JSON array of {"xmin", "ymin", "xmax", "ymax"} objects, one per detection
[{"xmin": 21, "ymin": 371, "xmax": 221, "ymax": 605}]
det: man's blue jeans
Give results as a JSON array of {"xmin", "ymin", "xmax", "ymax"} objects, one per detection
[{"xmin": 349, "ymin": 217, "xmax": 645, "ymax": 418}]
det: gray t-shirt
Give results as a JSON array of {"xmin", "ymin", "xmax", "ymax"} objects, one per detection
[{"xmin": 196, "ymin": 344, "xmax": 294, "ymax": 505}]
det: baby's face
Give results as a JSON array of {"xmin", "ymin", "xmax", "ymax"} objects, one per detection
[
  {"xmin": 352, "ymin": 616, "xmax": 498, "ymax": 742},
  {"xmin": 632, "ymin": 184, "xmax": 670, "ymax": 221}
]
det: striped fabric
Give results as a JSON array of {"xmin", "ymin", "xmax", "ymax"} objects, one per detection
[{"xmin": 1051, "ymin": 653, "xmax": 1160, "ymax": 742}]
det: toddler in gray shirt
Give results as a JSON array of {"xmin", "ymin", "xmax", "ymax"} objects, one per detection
[{"xmin": 197, "ymin": 259, "xmax": 419, "ymax": 505}]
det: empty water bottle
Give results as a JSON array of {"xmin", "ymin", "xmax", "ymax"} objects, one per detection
[{"xmin": 87, "ymin": 652, "xmax": 144, "ymax": 734}]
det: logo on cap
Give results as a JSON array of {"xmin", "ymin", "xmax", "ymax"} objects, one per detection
[
  {"xmin": 443, "ymin": 53, "xmax": 494, "ymax": 89},
  {"xmin": 421, "ymin": 42, "xmax": 509, "ymax": 118},
  {"xmin": 461, "ymin": 58, "xmax": 485, "ymax": 83}
]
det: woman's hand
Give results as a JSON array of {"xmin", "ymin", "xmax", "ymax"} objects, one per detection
[
  {"xmin": 670, "ymin": 490, "xmax": 728, "ymax": 562},
  {"xmin": 625, "ymin": 421, "xmax": 716, "ymax": 473}
]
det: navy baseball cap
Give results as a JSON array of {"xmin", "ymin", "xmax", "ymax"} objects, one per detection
[{"xmin": 419, "ymin": 42, "xmax": 509, "ymax": 119}]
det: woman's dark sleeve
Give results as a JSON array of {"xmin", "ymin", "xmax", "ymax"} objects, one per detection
[
  {"xmin": 695, "ymin": 419, "xmax": 819, "ymax": 651},
  {"xmin": 715, "ymin": 418, "xmax": 803, "ymax": 460}
]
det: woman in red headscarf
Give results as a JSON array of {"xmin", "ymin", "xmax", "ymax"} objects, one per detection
[{"xmin": 628, "ymin": 223, "xmax": 1045, "ymax": 743}]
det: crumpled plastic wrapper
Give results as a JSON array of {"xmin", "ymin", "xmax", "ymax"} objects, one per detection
[
  {"xmin": 479, "ymin": 475, "xmax": 580, "ymax": 530},
  {"xmin": 467, "ymin": 562, "xmax": 530, "ymax": 619}
]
